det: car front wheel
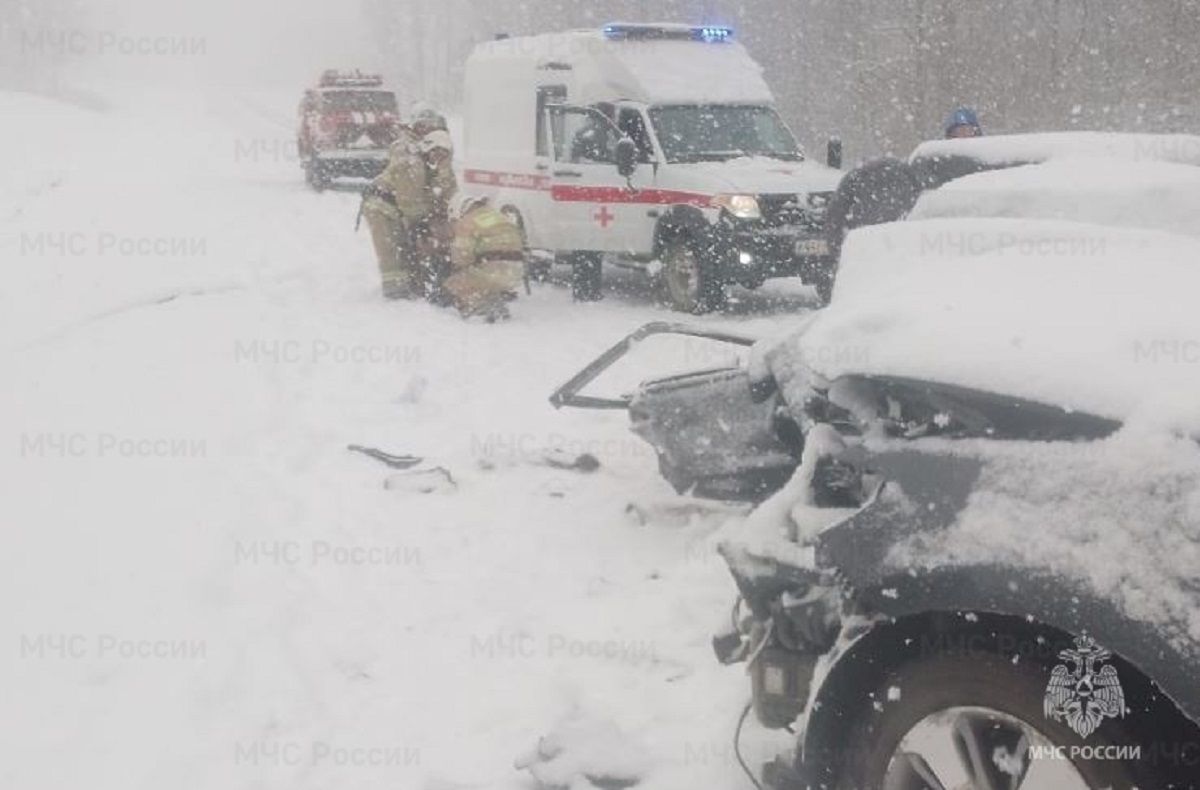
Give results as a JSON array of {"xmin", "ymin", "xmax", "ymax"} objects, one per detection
[{"xmin": 820, "ymin": 649, "xmax": 1146, "ymax": 790}]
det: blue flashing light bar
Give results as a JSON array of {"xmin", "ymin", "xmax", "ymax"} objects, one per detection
[
  {"xmin": 695, "ymin": 26, "xmax": 734, "ymax": 43},
  {"xmin": 601, "ymin": 23, "xmax": 734, "ymax": 43}
]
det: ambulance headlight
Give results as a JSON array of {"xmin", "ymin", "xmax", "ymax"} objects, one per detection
[{"xmin": 712, "ymin": 194, "xmax": 761, "ymax": 220}]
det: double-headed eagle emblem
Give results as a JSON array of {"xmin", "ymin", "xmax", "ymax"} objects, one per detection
[{"xmin": 1044, "ymin": 634, "xmax": 1126, "ymax": 739}]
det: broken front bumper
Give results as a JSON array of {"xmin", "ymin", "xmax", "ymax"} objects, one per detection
[{"xmin": 714, "ymin": 544, "xmax": 844, "ymax": 730}]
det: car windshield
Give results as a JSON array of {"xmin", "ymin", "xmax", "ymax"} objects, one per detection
[
  {"xmin": 648, "ymin": 105, "xmax": 802, "ymax": 163},
  {"xmin": 322, "ymin": 91, "xmax": 397, "ymax": 114}
]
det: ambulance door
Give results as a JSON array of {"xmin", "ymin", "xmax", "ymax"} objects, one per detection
[
  {"xmin": 545, "ymin": 104, "xmax": 650, "ymax": 255},
  {"xmin": 614, "ymin": 103, "xmax": 661, "ymax": 257},
  {"xmin": 522, "ymin": 84, "xmax": 566, "ymax": 252}
]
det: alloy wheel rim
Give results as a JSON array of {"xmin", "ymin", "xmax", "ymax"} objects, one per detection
[
  {"xmin": 665, "ymin": 245, "xmax": 699, "ymax": 310},
  {"xmin": 883, "ymin": 707, "xmax": 1092, "ymax": 790}
]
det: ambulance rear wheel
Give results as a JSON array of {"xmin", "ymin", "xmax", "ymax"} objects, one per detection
[
  {"xmin": 570, "ymin": 252, "xmax": 603, "ymax": 301},
  {"xmin": 662, "ymin": 237, "xmax": 726, "ymax": 314}
]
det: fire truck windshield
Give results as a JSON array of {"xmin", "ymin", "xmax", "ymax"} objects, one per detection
[{"xmin": 322, "ymin": 91, "xmax": 398, "ymax": 114}]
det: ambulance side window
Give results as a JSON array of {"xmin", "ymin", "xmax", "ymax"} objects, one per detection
[
  {"xmin": 548, "ymin": 107, "xmax": 601, "ymax": 163},
  {"xmin": 554, "ymin": 105, "xmax": 615, "ymax": 164},
  {"xmin": 535, "ymin": 85, "xmax": 567, "ymax": 157},
  {"xmin": 617, "ymin": 108, "xmax": 654, "ymax": 163}
]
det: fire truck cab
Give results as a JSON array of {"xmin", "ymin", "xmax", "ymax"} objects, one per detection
[
  {"xmin": 297, "ymin": 70, "xmax": 399, "ymax": 190},
  {"xmin": 462, "ymin": 23, "xmax": 843, "ymax": 311}
]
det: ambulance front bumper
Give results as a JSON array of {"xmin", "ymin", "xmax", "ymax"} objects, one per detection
[{"xmin": 715, "ymin": 223, "xmax": 834, "ymax": 288}]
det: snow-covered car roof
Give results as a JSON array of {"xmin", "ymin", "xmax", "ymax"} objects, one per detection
[
  {"xmin": 909, "ymin": 157, "xmax": 1200, "ymax": 240},
  {"xmin": 911, "ymin": 131, "xmax": 1200, "ymax": 168},
  {"xmin": 791, "ymin": 218, "xmax": 1200, "ymax": 425}
]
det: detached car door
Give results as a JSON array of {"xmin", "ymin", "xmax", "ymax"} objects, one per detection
[{"xmin": 549, "ymin": 322, "xmax": 802, "ymax": 502}]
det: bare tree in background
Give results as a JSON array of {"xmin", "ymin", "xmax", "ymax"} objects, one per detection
[
  {"xmin": 364, "ymin": 0, "xmax": 1200, "ymax": 160},
  {"xmin": 0, "ymin": 0, "xmax": 84, "ymax": 92}
]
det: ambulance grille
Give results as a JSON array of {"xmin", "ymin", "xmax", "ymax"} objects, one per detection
[{"xmin": 758, "ymin": 192, "xmax": 833, "ymax": 230}]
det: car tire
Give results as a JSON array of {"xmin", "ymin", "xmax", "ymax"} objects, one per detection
[
  {"xmin": 811, "ymin": 267, "xmax": 835, "ymax": 305},
  {"xmin": 305, "ymin": 161, "xmax": 330, "ymax": 192},
  {"xmin": 526, "ymin": 257, "xmax": 553, "ymax": 283},
  {"xmin": 810, "ymin": 640, "xmax": 1156, "ymax": 790},
  {"xmin": 569, "ymin": 252, "xmax": 603, "ymax": 301},
  {"xmin": 661, "ymin": 235, "xmax": 726, "ymax": 314},
  {"xmin": 526, "ymin": 259, "xmax": 553, "ymax": 284}
]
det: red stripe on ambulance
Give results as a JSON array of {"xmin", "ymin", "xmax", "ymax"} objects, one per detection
[
  {"xmin": 550, "ymin": 185, "xmax": 710, "ymax": 207},
  {"xmin": 464, "ymin": 169, "xmax": 711, "ymax": 207},
  {"xmin": 464, "ymin": 169, "xmax": 551, "ymax": 191}
]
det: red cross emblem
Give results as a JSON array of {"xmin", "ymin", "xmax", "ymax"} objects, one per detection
[{"xmin": 593, "ymin": 205, "xmax": 615, "ymax": 228}]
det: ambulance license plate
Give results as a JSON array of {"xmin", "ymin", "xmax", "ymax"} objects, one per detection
[{"xmin": 795, "ymin": 238, "xmax": 830, "ymax": 257}]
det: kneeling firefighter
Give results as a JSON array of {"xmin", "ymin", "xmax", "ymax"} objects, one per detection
[
  {"xmin": 360, "ymin": 109, "xmax": 457, "ymax": 300},
  {"xmin": 444, "ymin": 195, "xmax": 525, "ymax": 321}
]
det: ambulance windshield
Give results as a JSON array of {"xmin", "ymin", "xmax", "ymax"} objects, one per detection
[{"xmin": 648, "ymin": 105, "xmax": 802, "ymax": 163}]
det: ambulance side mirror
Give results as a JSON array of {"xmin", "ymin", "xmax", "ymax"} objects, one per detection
[
  {"xmin": 615, "ymin": 137, "xmax": 638, "ymax": 178},
  {"xmin": 827, "ymin": 137, "xmax": 843, "ymax": 170}
]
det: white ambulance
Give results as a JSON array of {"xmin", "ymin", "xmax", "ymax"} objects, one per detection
[{"xmin": 461, "ymin": 23, "xmax": 844, "ymax": 311}]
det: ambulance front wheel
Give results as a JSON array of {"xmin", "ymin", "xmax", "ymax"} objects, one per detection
[
  {"xmin": 661, "ymin": 237, "xmax": 727, "ymax": 314},
  {"xmin": 569, "ymin": 252, "xmax": 603, "ymax": 301}
]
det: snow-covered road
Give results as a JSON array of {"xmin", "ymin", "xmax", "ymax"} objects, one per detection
[{"xmin": 1, "ymin": 86, "xmax": 816, "ymax": 790}]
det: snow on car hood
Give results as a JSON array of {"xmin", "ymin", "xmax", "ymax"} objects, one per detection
[
  {"xmin": 911, "ymin": 158, "xmax": 1200, "ymax": 240},
  {"xmin": 911, "ymin": 131, "xmax": 1200, "ymax": 168},
  {"xmin": 674, "ymin": 156, "xmax": 843, "ymax": 195},
  {"xmin": 792, "ymin": 218, "xmax": 1200, "ymax": 427},
  {"xmin": 886, "ymin": 432, "xmax": 1200, "ymax": 655}
]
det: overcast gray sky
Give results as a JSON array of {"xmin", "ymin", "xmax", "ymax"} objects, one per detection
[{"xmin": 40, "ymin": 0, "xmax": 375, "ymax": 87}]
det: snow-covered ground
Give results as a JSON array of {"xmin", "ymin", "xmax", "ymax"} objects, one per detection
[{"xmin": 0, "ymin": 86, "xmax": 815, "ymax": 790}]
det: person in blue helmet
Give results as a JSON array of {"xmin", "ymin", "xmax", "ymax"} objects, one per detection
[{"xmin": 944, "ymin": 107, "xmax": 983, "ymax": 139}]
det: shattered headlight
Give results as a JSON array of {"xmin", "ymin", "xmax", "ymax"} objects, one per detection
[{"xmin": 711, "ymin": 193, "xmax": 762, "ymax": 220}]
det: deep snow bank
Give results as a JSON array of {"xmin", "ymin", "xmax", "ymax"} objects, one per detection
[{"xmin": 2, "ymin": 86, "xmax": 802, "ymax": 790}]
